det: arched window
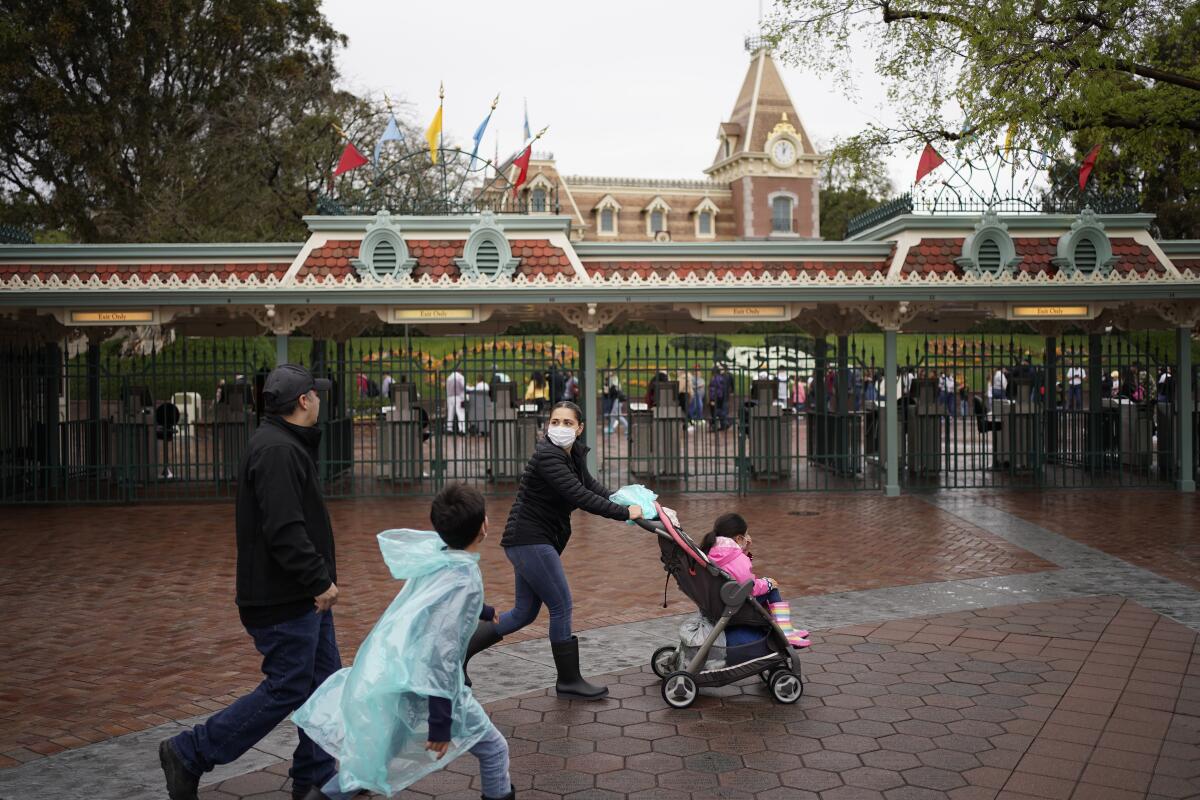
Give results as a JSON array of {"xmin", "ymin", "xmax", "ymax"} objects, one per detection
[
  {"xmin": 600, "ymin": 208, "xmax": 615, "ymax": 233},
  {"xmin": 531, "ymin": 188, "xmax": 547, "ymax": 213},
  {"xmin": 650, "ymin": 210, "xmax": 665, "ymax": 234},
  {"xmin": 772, "ymin": 196, "xmax": 793, "ymax": 233},
  {"xmin": 697, "ymin": 211, "xmax": 712, "ymax": 236}
]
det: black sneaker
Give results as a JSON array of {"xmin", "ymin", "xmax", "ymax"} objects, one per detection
[{"xmin": 159, "ymin": 739, "xmax": 200, "ymax": 800}]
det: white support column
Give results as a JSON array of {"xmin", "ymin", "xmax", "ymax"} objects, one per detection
[
  {"xmin": 582, "ymin": 330, "xmax": 598, "ymax": 474},
  {"xmin": 276, "ymin": 334, "xmax": 289, "ymax": 366},
  {"xmin": 884, "ymin": 328, "xmax": 900, "ymax": 497},
  {"xmin": 1178, "ymin": 326, "xmax": 1195, "ymax": 492}
]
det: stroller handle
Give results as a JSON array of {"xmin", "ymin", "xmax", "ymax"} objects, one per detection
[{"xmin": 633, "ymin": 517, "xmax": 667, "ymax": 534}]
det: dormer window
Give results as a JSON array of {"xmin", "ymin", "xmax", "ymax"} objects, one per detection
[
  {"xmin": 644, "ymin": 196, "xmax": 672, "ymax": 238},
  {"xmin": 1050, "ymin": 209, "xmax": 1117, "ymax": 277},
  {"xmin": 954, "ymin": 210, "xmax": 1021, "ymax": 277},
  {"xmin": 594, "ymin": 194, "xmax": 621, "ymax": 238},
  {"xmin": 692, "ymin": 197, "xmax": 720, "ymax": 239},
  {"xmin": 723, "ymin": 138, "xmax": 732, "ymax": 159},
  {"xmin": 531, "ymin": 188, "xmax": 547, "ymax": 213}
]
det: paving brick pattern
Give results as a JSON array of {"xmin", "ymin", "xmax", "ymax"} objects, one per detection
[
  {"xmin": 0, "ymin": 494, "xmax": 1052, "ymax": 765},
  {"xmin": 980, "ymin": 491, "xmax": 1200, "ymax": 591},
  {"xmin": 195, "ymin": 595, "xmax": 1200, "ymax": 800}
]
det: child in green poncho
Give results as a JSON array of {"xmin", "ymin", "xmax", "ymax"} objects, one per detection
[{"xmin": 294, "ymin": 484, "xmax": 513, "ymax": 800}]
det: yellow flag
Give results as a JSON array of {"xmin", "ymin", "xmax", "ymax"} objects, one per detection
[
  {"xmin": 1003, "ymin": 123, "xmax": 1016, "ymax": 155},
  {"xmin": 426, "ymin": 105, "xmax": 443, "ymax": 164}
]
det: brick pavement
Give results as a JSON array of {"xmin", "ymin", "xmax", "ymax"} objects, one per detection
[
  {"xmin": 978, "ymin": 491, "xmax": 1200, "ymax": 592},
  {"xmin": 0, "ymin": 494, "xmax": 1054, "ymax": 767},
  {"xmin": 196, "ymin": 595, "xmax": 1200, "ymax": 800}
]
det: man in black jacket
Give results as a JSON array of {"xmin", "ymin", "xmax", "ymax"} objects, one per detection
[{"xmin": 161, "ymin": 365, "xmax": 341, "ymax": 800}]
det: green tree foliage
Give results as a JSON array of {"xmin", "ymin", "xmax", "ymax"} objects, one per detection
[
  {"xmin": 819, "ymin": 139, "xmax": 894, "ymax": 239},
  {"xmin": 765, "ymin": 0, "xmax": 1199, "ymax": 232},
  {"xmin": 0, "ymin": 0, "xmax": 366, "ymax": 242}
]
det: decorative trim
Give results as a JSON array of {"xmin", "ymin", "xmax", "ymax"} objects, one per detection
[
  {"xmin": 454, "ymin": 211, "xmax": 520, "ymax": 280},
  {"xmin": 954, "ymin": 210, "xmax": 1023, "ymax": 277},
  {"xmin": 556, "ymin": 303, "xmax": 620, "ymax": 333},
  {"xmin": 244, "ymin": 304, "xmax": 323, "ymax": 335},
  {"xmin": 1051, "ymin": 209, "xmax": 1118, "ymax": 277},
  {"xmin": 848, "ymin": 212, "xmax": 1156, "ymax": 242},
  {"xmin": 0, "ymin": 243, "xmax": 301, "ymax": 263},
  {"xmin": 303, "ymin": 213, "xmax": 574, "ymax": 235},
  {"xmin": 573, "ymin": 241, "xmax": 894, "ymax": 258},
  {"xmin": 350, "ymin": 211, "xmax": 417, "ymax": 279}
]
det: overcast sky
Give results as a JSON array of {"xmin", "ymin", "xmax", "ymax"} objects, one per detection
[{"xmin": 322, "ymin": 0, "xmax": 913, "ymax": 190}]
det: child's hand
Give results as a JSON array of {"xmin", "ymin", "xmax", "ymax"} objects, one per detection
[{"xmin": 425, "ymin": 740, "xmax": 450, "ymax": 759}]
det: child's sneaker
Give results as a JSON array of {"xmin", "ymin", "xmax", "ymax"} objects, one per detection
[{"xmin": 767, "ymin": 601, "xmax": 811, "ymax": 649}]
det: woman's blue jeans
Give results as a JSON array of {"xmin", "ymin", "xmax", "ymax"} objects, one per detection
[
  {"xmin": 496, "ymin": 543, "xmax": 573, "ymax": 643},
  {"xmin": 320, "ymin": 722, "xmax": 510, "ymax": 799}
]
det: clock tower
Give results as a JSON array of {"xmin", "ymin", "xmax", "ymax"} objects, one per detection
[{"xmin": 705, "ymin": 40, "xmax": 823, "ymax": 239}]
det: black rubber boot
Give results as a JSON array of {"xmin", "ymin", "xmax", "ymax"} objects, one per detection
[
  {"xmin": 551, "ymin": 636, "xmax": 608, "ymax": 699},
  {"xmin": 482, "ymin": 786, "xmax": 516, "ymax": 800},
  {"xmin": 464, "ymin": 620, "xmax": 503, "ymax": 687}
]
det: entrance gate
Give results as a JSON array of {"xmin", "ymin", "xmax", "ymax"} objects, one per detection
[
  {"xmin": 899, "ymin": 332, "xmax": 1179, "ymax": 490},
  {"xmin": 0, "ymin": 331, "xmax": 1186, "ymax": 504}
]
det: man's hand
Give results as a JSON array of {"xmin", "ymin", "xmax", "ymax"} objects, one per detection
[
  {"xmin": 627, "ymin": 504, "xmax": 644, "ymax": 521},
  {"xmin": 425, "ymin": 740, "xmax": 450, "ymax": 759},
  {"xmin": 314, "ymin": 583, "xmax": 339, "ymax": 613},
  {"xmin": 492, "ymin": 609, "xmax": 500, "ymax": 623}
]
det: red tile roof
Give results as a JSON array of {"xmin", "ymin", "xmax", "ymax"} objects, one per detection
[
  {"xmin": 297, "ymin": 238, "xmax": 573, "ymax": 282},
  {"xmin": 901, "ymin": 237, "xmax": 1166, "ymax": 277},
  {"xmin": 585, "ymin": 260, "xmax": 888, "ymax": 280},
  {"xmin": 1170, "ymin": 257, "xmax": 1200, "ymax": 273},
  {"xmin": 0, "ymin": 262, "xmax": 287, "ymax": 283}
]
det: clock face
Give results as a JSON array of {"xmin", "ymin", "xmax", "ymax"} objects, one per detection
[{"xmin": 771, "ymin": 138, "xmax": 797, "ymax": 166}]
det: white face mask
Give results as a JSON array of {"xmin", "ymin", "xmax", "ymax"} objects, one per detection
[{"xmin": 546, "ymin": 425, "xmax": 577, "ymax": 447}]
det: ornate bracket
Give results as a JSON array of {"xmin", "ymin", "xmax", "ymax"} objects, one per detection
[
  {"xmin": 244, "ymin": 304, "xmax": 323, "ymax": 335},
  {"xmin": 300, "ymin": 309, "xmax": 376, "ymax": 342},
  {"xmin": 853, "ymin": 301, "xmax": 927, "ymax": 331},
  {"xmin": 1148, "ymin": 300, "xmax": 1200, "ymax": 330},
  {"xmin": 556, "ymin": 303, "xmax": 620, "ymax": 333}
]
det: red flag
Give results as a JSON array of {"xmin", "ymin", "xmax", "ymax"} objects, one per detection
[
  {"xmin": 511, "ymin": 144, "xmax": 533, "ymax": 197},
  {"xmin": 333, "ymin": 142, "xmax": 369, "ymax": 177},
  {"xmin": 1078, "ymin": 144, "xmax": 1101, "ymax": 191},
  {"xmin": 915, "ymin": 142, "xmax": 945, "ymax": 184}
]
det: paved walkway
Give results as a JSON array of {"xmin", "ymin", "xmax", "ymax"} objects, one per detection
[{"xmin": 1, "ymin": 489, "xmax": 1198, "ymax": 799}]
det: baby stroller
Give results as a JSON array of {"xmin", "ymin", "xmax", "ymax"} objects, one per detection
[{"xmin": 634, "ymin": 502, "xmax": 803, "ymax": 708}]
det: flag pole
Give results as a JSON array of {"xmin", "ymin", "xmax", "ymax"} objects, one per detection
[{"xmin": 438, "ymin": 81, "xmax": 446, "ymax": 213}]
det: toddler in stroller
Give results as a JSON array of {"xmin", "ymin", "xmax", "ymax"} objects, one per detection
[{"xmin": 633, "ymin": 500, "xmax": 804, "ymax": 708}]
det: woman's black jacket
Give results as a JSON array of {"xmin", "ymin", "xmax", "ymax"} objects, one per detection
[{"xmin": 502, "ymin": 438, "xmax": 630, "ymax": 553}]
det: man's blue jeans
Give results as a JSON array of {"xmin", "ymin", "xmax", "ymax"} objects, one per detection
[{"xmin": 171, "ymin": 610, "xmax": 341, "ymax": 789}]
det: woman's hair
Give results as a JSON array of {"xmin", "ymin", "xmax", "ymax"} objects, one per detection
[
  {"xmin": 700, "ymin": 512, "xmax": 748, "ymax": 552},
  {"xmin": 531, "ymin": 370, "xmax": 545, "ymax": 387},
  {"xmin": 551, "ymin": 400, "xmax": 584, "ymax": 422}
]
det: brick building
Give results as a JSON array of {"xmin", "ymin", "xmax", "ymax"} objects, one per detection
[{"xmin": 519, "ymin": 42, "xmax": 822, "ymax": 242}]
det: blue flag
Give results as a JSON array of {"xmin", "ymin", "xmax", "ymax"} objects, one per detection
[
  {"xmin": 470, "ymin": 110, "xmax": 493, "ymax": 164},
  {"xmin": 373, "ymin": 115, "xmax": 404, "ymax": 164}
]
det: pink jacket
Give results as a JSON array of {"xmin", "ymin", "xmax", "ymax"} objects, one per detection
[{"xmin": 707, "ymin": 537, "xmax": 771, "ymax": 597}]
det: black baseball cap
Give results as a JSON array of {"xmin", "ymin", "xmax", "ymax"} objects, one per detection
[{"xmin": 263, "ymin": 364, "xmax": 332, "ymax": 410}]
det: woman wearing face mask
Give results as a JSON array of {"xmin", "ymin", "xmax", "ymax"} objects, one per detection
[{"xmin": 463, "ymin": 401, "xmax": 643, "ymax": 699}]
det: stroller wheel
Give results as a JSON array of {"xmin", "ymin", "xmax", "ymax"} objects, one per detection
[
  {"xmin": 651, "ymin": 646, "xmax": 678, "ymax": 679},
  {"xmin": 661, "ymin": 671, "xmax": 699, "ymax": 709},
  {"xmin": 769, "ymin": 670, "xmax": 803, "ymax": 704}
]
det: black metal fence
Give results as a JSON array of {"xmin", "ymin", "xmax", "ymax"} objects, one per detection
[{"xmin": 0, "ymin": 331, "xmax": 1190, "ymax": 504}]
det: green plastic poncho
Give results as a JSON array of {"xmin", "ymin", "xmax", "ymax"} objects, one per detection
[{"xmin": 291, "ymin": 529, "xmax": 492, "ymax": 796}]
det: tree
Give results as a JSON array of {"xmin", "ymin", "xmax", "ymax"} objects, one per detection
[
  {"xmin": 819, "ymin": 140, "xmax": 894, "ymax": 239},
  {"xmin": 0, "ymin": 0, "xmax": 359, "ymax": 242},
  {"xmin": 765, "ymin": 0, "xmax": 1199, "ymax": 225}
]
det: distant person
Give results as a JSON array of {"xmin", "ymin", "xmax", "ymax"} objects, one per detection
[
  {"xmin": 446, "ymin": 368, "xmax": 466, "ymax": 434},
  {"xmin": 525, "ymin": 371, "xmax": 549, "ymax": 415},
  {"xmin": 1066, "ymin": 364, "xmax": 1086, "ymax": 410}
]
